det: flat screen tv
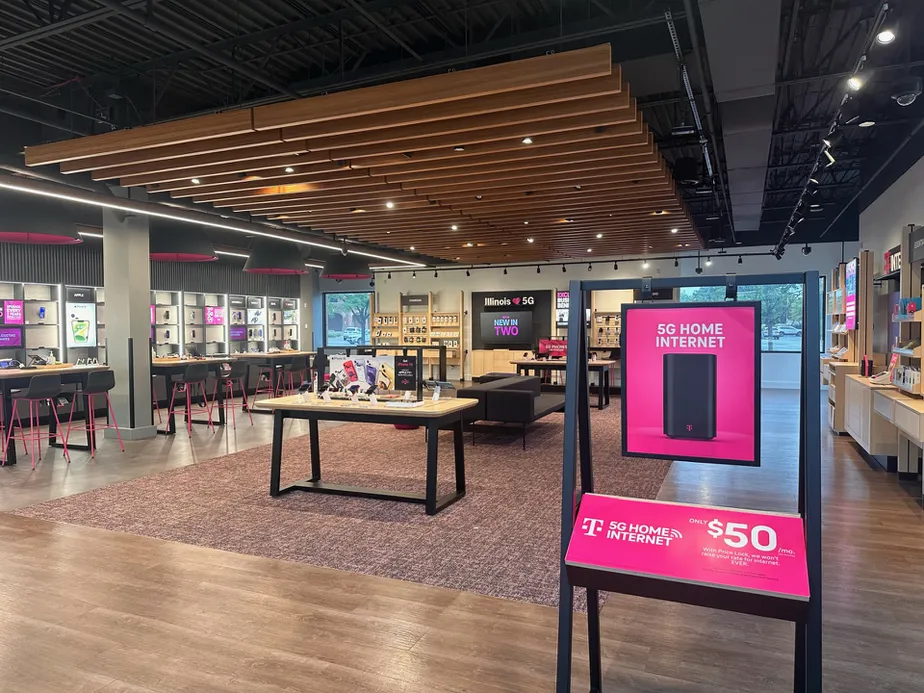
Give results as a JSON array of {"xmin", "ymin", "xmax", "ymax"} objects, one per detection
[
  {"xmin": 0, "ymin": 327, "xmax": 23, "ymax": 348},
  {"xmin": 479, "ymin": 310, "xmax": 534, "ymax": 347},
  {"xmin": 229, "ymin": 325, "xmax": 247, "ymax": 341}
]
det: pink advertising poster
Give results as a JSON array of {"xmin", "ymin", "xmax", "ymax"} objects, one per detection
[
  {"xmin": 622, "ymin": 302, "xmax": 760, "ymax": 466},
  {"xmin": 205, "ymin": 306, "xmax": 225, "ymax": 325},
  {"xmin": 844, "ymin": 258, "xmax": 857, "ymax": 331},
  {"xmin": 2, "ymin": 300, "xmax": 24, "ymax": 325},
  {"xmin": 567, "ymin": 494, "xmax": 809, "ymax": 601}
]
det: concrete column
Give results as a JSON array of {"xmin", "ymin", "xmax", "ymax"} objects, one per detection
[
  {"xmin": 300, "ymin": 272, "xmax": 316, "ymax": 349},
  {"xmin": 102, "ymin": 187, "xmax": 156, "ymax": 439}
]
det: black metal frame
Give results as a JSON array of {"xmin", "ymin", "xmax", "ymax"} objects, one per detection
[
  {"xmin": 151, "ymin": 360, "xmax": 229, "ymax": 434},
  {"xmin": 619, "ymin": 300, "xmax": 762, "ymax": 466},
  {"xmin": 555, "ymin": 272, "xmax": 822, "ymax": 693},
  {"xmin": 269, "ymin": 406, "xmax": 466, "ymax": 516},
  {"xmin": 514, "ymin": 360, "xmax": 611, "ymax": 411}
]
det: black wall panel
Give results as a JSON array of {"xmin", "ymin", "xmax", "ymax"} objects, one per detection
[{"xmin": 0, "ymin": 243, "xmax": 299, "ymax": 296}]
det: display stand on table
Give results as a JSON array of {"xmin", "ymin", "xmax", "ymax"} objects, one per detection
[
  {"xmin": 555, "ymin": 272, "xmax": 822, "ymax": 693},
  {"xmin": 315, "ymin": 344, "xmax": 444, "ymax": 401}
]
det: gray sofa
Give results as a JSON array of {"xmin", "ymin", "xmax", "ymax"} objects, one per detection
[{"xmin": 456, "ymin": 375, "xmax": 565, "ymax": 448}]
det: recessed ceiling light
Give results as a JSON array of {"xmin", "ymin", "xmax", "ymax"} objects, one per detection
[
  {"xmin": 523, "ymin": 221, "xmax": 529, "ymax": 225},
  {"xmin": 565, "ymin": 218, "xmax": 574, "ymax": 223},
  {"xmin": 596, "ymin": 233, "xmax": 603, "ymax": 239},
  {"xmin": 385, "ymin": 201, "xmax": 394, "ymax": 209},
  {"xmin": 876, "ymin": 28, "xmax": 896, "ymax": 44},
  {"xmin": 284, "ymin": 166, "xmax": 295, "ymax": 174},
  {"xmin": 410, "ymin": 246, "xmax": 415, "ymax": 251},
  {"xmin": 847, "ymin": 76, "xmax": 864, "ymax": 91},
  {"xmin": 671, "ymin": 228, "xmax": 679, "ymax": 233},
  {"xmin": 651, "ymin": 210, "xmax": 670, "ymax": 216},
  {"xmin": 475, "ymin": 195, "xmax": 483, "ymax": 200},
  {"xmin": 451, "ymin": 224, "xmax": 458, "ymax": 230},
  {"xmin": 859, "ymin": 120, "xmax": 875, "ymax": 127},
  {"xmin": 454, "ymin": 146, "xmax": 465, "ymax": 152},
  {"xmin": 521, "ymin": 137, "xmax": 533, "ymax": 145},
  {"xmin": 587, "ymin": 248, "xmax": 592, "ymax": 253},
  {"xmin": 574, "ymin": 185, "xmax": 582, "ymax": 190},
  {"xmin": 191, "ymin": 178, "xmax": 200, "ymax": 184},
  {"xmin": 526, "ymin": 237, "xmax": 535, "ymax": 243},
  {"xmin": 465, "ymin": 242, "xmax": 473, "ymax": 247}
]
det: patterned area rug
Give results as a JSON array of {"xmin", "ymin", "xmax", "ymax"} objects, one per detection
[{"xmin": 12, "ymin": 405, "xmax": 671, "ymax": 607}]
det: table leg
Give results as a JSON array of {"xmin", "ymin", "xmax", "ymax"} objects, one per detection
[
  {"xmin": 2, "ymin": 383, "xmax": 15, "ymax": 465},
  {"xmin": 587, "ymin": 587, "xmax": 603, "ymax": 692},
  {"xmin": 453, "ymin": 417, "xmax": 466, "ymax": 495},
  {"xmin": 269, "ymin": 410, "xmax": 284, "ymax": 496},
  {"xmin": 517, "ymin": 365, "xmax": 523, "ymax": 376},
  {"xmin": 425, "ymin": 421, "xmax": 439, "ymax": 515},
  {"xmin": 214, "ymin": 373, "xmax": 226, "ymax": 426},
  {"xmin": 309, "ymin": 418, "xmax": 321, "ymax": 481}
]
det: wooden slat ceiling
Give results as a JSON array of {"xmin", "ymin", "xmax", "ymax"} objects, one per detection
[{"xmin": 25, "ymin": 45, "xmax": 702, "ymax": 264}]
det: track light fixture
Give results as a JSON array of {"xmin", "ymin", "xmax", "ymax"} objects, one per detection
[
  {"xmin": 824, "ymin": 149, "xmax": 836, "ymax": 168},
  {"xmin": 738, "ymin": 256, "xmax": 743, "ymax": 265},
  {"xmin": 613, "ymin": 262, "xmax": 618, "ymax": 271},
  {"xmin": 674, "ymin": 258, "xmax": 679, "ymax": 267},
  {"xmin": 466, "ymin": 269, "xmax": 470, "ymax": 277},
  {"xmin": 536, "ymin": 265, "xmax": 541, "ymax": 274},
  {"xmin": 822, "ymin": 130, "xmax": 843, "ymax": 148},
  {"xmin": 705, "ymin": 257, "xmax": 712, "ymax": 266},
  {"xmin": 434, "ymin": 270, "xmax": 438, "ymax": 278},
  {"xmin": 503, "ymin": 267, "xmax": 508, "ymax": 275},
  {"xmin": 802, "ymin": 244, "xmax": 812, "ymax": 256},
  {"xmin": 412, "ymin": 271, "xmax": 416, "ymax": 278},
  {"xmin": 847, "ymin": 75, "xmax": 864, "ymax": 91},
  {"xmin": 387, "ymin": 272, "xmax": 392, "ymax": 279},
  {"xmin": 642, "ymin": 260, "xmax": 649, "ymax": 269},
  {"xmin": 562, "ymin": 264, "xmax": 566, "ymax": 273}
]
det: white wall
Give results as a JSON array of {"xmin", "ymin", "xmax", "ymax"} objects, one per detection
[
  {"xmin": 860, "ymin": 154, "xmax": 924, "ymax": 274},
  {"xmin": 319, "ymin": 241, "xmax": 855, "ymax": 387}
]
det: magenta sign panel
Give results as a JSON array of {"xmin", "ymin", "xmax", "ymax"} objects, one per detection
[
  {"xmin": 2, "ymin": 300, "xmax": 24, "ymax": 325},
  {"xmin": 567, "ymin": 494, "xmax": 809, "ymax": 601},
  {"xmin": 205, "ymin": 306, "xmax": 225, "ymax": 325},
  {"xmin": 622, "ymin": 302, "xmax": 761, "ymax": 466}
]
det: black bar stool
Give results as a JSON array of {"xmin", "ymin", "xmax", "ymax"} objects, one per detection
[
  {"xmin": 219, "ymin": 361, "xmax": 253, "ymax": 428},
  {"xmin": 281, "ymin": 355, "xmax": 309, "ymax": 395},
  {"xmin": 66, "ymin": 370, "xmax": 124, "ymax": 458},
  {"xmin": 2, "ymin": 374, "xmax": 69, "ymax": 468},
  {"xmin": 165, "ymin": 363, "xmax": 214, "ymax": 436}
]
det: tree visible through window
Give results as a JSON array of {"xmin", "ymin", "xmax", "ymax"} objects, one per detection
[
  {"xmin": 324, "ymin": 292, "xmax": 372, "ymax": 346},
  {"xmin": 679, "ymin": 282, "xmax": 823, "ymax": 353}
]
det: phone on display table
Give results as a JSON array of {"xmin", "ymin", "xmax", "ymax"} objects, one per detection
[
  {"xmin": 342, "ymin": 359, "xmax": 359, "ymax": 383},
  {"xmin": 424, "ymin": 380, "xmax": 456, "ymax": 391}
]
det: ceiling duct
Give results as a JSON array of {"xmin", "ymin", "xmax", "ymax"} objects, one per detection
[{"xmin": 696, "ymin": 0, "xmax": 782, "ymax": 234}]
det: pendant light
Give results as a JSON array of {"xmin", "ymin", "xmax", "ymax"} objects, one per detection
[
  {"xmin": 320, "ymin": 249, "xmax": 372, "ymax": 279},
  {"xmin": 244, "ymin": 239, "xmax": 308, "ymax": 274},
  {"xmin": 0, "ymin": 188, "xmax": 80, "ymax": 244},
  {"xmin": 149, "ymin": 220, "xmax": 217, "ymax": 262}
]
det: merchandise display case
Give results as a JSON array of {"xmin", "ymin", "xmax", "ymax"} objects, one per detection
[
  {"xmin": 245, "ymin": 295, "xmax": 267, "ymax": 352},
  {"xmin": 22, "ymin": 282, "xmax": 62, "ymax": 364},
  {"xmin": 184, "ymin": 292, "xmax": 227, "ymax": 356},
  {"xmin": 152, "ymin": 290, "xmax": 181, "ymax": 357},
  {"xmin": 267, "ymin": 297, "xmax": 299, "ymax": 350},
  {"xmin": 228, "ymin": 294, "xmax": 248, "ymax": 352},
  {"xmin": 591, "ymin": 310, "xmax": 621, "ymax": 347}
]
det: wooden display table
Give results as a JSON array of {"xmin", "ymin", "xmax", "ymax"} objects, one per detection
[
  {"xmin": 510, "ymin": 359, "xmax": 615, "ymax": 410},
  {"xmin": 825, "ymin": 361, "xmax": 858, "ymax": 434},
  {"xmin": 255, "ymin": 395, "xmax": 476, "ymax": 515},
  {"xmin": 0, "ymin": 364, "xmax": 111, "ymax": 465},
  {"xmin": 151, "ymin": 356, "xmax": 236, "ymax": 433}
]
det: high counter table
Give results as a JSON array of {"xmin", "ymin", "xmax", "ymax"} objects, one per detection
[
  {"xmin": 233, "ymin": 351, "xmax": 316, "ymax": 413},
  {"xmin": 151, "ymin": 357, "xmax": 235, "ymax": 434},
  {"xmin": 0, "ymin": 363, "xmax": 111, "ymax": 465},
  {"xmin": 255, "ymin": 395, "xmax": 476, "ymax": 515},
  {"xmin": 510, "ymin": 359, "xmax": 616, "ymax": 410}
]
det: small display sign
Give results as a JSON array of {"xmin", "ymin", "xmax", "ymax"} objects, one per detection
[
  {"xmin": 229, "ymin": 325, "xmax": 247, "ymax": 341},
  {"xmin": 0, "ymin": 327, "xmax": 22, "ymax": 348},
  {"xmin": 845, "ymin": 258, "xmax": 857, "ymax": 331},
  {"xmin": 65, "ymin": 289, "xmax": 98, "ymax": 348},
  {"xmin": 556, "ymin": 290, "xmax": 570, "ymax": 327},
  {"xmin": 395, "ymin": 356, "xmax": 418, "ymax": 391},
  {"xmin": 1, "ymin": 300, "xmax": 24, "ymax": 325}
]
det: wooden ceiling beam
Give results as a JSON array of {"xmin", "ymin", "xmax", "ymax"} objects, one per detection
[
  {"xmin": 26, "ymin": 111, "xmax": 255, "ymax": 166},
  {"xmin": 254, "ymin": 45, "xmax": 613, "ymax": 130},
  {"xmin": 430, "ymin": 175, "xmax": 671, "ymax": 204},
  {"xmin": 238, "ymin": 192, "xmax": 422, "ymax": 215},
  {"xmin": 148, "ymin": 161, "xmax": 352, "ymax": 194},
  {"xmin": 409, "ymin": 164, "xmax": 667, "ymax": 196},
  {"xmin": 367, "ymin": 133, "xmax": 654, "ymax": 177},
  {"xmin": 331, "ymin": 104, "xmax": 638, "ymax": 162},
  {"xmin": 65, "ymin": 133, "xmax": 296, "ymax": 176},
  {"xmin": 192, "ymin": 177, "xmax": 392, "ymax": 204},
  {"xmin": 115, "ymin": 151, "xmax": 312, "ymax": 187},
  {"xmin": 281, "ymin": 71, "xmax": 624, "ymax": 142},
  {"xmin": 447, "ymin": 189, "xmax": 683, "ymax": 213},
  {"xmin": 161, "ymin": 167, "xmax": 369, "ymax": 198}
]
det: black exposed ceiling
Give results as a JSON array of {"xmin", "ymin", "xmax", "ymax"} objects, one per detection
[{"xmin": 0, "ymin": 0, "xmax": 920, "ymax": 253}]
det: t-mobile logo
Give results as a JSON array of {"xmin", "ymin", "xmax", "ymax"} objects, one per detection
[
  {"xmin": 686, "ymin": 424, "xmax": 693, "ymax": 432},
  {"xmin": 582, "ymin": 518, "xmax": 604, "ymax": 537}
]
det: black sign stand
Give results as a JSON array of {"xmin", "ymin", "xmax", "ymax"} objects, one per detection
[{"xmin": 555, "ymin": 272, "xmax": 822, "ymax": 693}]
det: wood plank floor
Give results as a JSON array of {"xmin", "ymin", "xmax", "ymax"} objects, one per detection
[{"xmin": 0, "ymin": 390, "xmax": 922, "ymax": 692}]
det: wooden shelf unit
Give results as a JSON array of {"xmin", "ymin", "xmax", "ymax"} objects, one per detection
[
  {"xmin": 373, "ymin": 291, "xmax": 465, "ymax": 375},
  {"xmin": 590, "ymin": 310, "xmax": 621, "ymax": 348},
  {"xmin": 891, "ymin": 225, "xmax": 924, "ymax": 397}
]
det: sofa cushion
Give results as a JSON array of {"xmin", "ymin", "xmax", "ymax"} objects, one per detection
[{"xmin": 533, "ymin": 393, "xmax": 566, "ymax": 418}]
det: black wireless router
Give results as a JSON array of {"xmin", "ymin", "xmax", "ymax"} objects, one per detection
[{"xmin": 663, "ymin": 353, "xmax": 717, "ymax": 440}]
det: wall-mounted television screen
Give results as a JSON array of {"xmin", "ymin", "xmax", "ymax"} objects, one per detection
[
  {"xmin": 479, "ymin": 310, "xmax": 534, "ymax": 347},
  {"xmin": 229, "ymin": 325, "xmax": 247, "ymax": 341},
  {"xmin": 0, "ymin": 327, "xmax": 23, "ymax": 348}
]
